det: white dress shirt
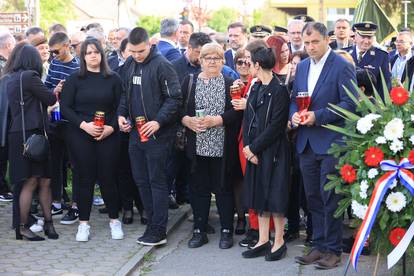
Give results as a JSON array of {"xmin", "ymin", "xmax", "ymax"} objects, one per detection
[
  {"xmin": 307, "ymin": 48, "xmax": 331, "ymax": 97},
  {"xmin": 392, "ymin": 51, "xmax": 412, "ymax": 81}
]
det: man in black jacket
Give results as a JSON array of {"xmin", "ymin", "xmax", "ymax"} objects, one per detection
[{"xmin": 118, "ymin": 27, "xmax": 182, "ymax": 246}]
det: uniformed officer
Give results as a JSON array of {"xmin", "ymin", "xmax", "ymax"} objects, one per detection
[
  {"xmin": 344, "ymin": 22, "xmax": 391, "ymax": 99},
  {"xmin": 249, "ymin": 25, "xmax": 272, "ymax": 41}
]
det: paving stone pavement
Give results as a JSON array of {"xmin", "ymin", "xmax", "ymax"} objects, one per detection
[{"xmin": 0, "ymin": 201, "xmax": 190, "ymax": 276}]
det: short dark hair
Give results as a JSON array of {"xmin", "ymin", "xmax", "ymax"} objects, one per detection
[
  {"xmin": 356, "ymin": 68, "xmax": 377, "ymax": 97},
  {"xmin": 245, "ymin": 39, "xmax": 267, "ymax": 53},
  {"xmin": 291, "ymin": 50, "xmax": 309, "ymax": 61},
  {"xmin": 188, "ymin": 32, "xmax": 211, "ymax": 48},
  {"xmin": 86, "ymin": 22, "xmax": 103, "ymax": 32},
  {"xmin": 179, "ymin": 19, "xmax": 194, "ymax": 31},
  {"xmin": 49, "ymin": 32, "xmax": 69, "ymax": 47},
  {"xmin": 49, "ymin": 23, "xmax": 67, "ymax": 34},
  {"xmin": 250, "ymin": 47, "xmax": 275, "ymax": 70},
  {"xmin": 119, "ymin": 38, "xmax": 129, "ymax": 53},
  {"xmin": 227, "ymin": 22, "xmax": 247, "ymax": 34},
  {"xmin": 129, "ymin": 27, "xmax": 149, "ymax": 45},
  {"xmin": 302, "ymin": 22, "xmax": 328, "ymax": 37},
  {"xmin": 78, "ymin": 38, "xmax": 112, "ymax": 78},
  {"xmin": 25, "ymin": 27, "xmax": 44, "ymax": 38},
  {"xmin": 3, "ymin": 42, "xmax": 43, "ymax": 77}
]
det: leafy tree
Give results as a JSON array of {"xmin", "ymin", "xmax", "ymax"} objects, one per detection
[
  {"xmin": 39, "ymin": 0, "xmax": 75, "ymax": 31},
  {"xmin": 207, "ymin": 7, "xmax": 239, "ymax": 33},
  {"xmin": 137, "ymin": 15, "xmax": 162, "ymax": 36}
]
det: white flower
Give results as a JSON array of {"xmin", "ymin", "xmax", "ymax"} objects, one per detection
[
  {"xmin": 368, "ymin": 168, "xmax": 379, "ymax": 179},
  {"xmin": 389, "ymin": 179, "xmax": 398, "ymax": 190},
  {"xmin": 375, "ymin": 136, "xmax": 387, "ymax": 144},
  {"xmin": 356, "ymin": 114, "xmax": 381, "ymax": 134},
  {"xmin": 386, "ymin": 192, "xmax": 407, "ymax": 212},
  {"xmin": 352, "ymin": 200, "xmax": 368, "ymax": 219},
  {"xmin": 410, "ymin": 135, "xmax": 414, "ymax": 145},
  {"xmin": 390, "ymin": 139, "xmax": 404, "ymax": 153},
  {"xmin": 411, "ymin": 114, "xmax": 414, "ymax": 122},
  {"xmin": 360, "ymin": 180, "xmax": 369, "ymax": 199},
  {"xmin": 384, "ymin": 118, "xmax": 404, "ymax": 141}
]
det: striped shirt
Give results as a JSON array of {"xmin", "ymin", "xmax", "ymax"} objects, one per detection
[{"xmin": 45, "ymin": 57, "xmax": 80, "ymax": 89}]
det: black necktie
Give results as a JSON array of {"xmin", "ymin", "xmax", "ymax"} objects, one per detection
[
  {"xmin": 180, "ymin": 48, "xmax": 186, "ymax": 55},
  {"xmin": 358, "ymin": 51, "xmax": 365, "ymax": 63}
]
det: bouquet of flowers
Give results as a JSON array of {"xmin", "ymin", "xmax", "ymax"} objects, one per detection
[{"xmin": 324, "ymin": 75, "xmax": 414, "ymax": 270}]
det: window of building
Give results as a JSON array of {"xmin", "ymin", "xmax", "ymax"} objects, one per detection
[{"xmin": 326, "ymin": 7, "xmax": 355, "ymax": 30}]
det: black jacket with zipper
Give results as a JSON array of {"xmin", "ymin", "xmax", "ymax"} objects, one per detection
[{"xmin": 117, "ymin": 45, "xmax": 182, "ymax": 140}]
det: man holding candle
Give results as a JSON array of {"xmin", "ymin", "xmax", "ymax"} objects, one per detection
[
  {"xmin": 118, "ymin": 27, "xmax": 182, "ymax": 246},
  {"xmin": 290, "ymin": 22, "xmax": 356, "ymax": 269}
]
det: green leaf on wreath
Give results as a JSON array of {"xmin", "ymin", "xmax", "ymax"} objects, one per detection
[
  {"xmin": 351, "ymin": 81, "xmax": 380, "ymax": 113},
  {"xmin": 379, "ymin": 69, "xmax": 392, "ymax": 106},
  {"xmin": 379, "ymin": 210, "xmax": 390, "ymax": 230},
  {"xmin": 334, "ymin": 197, "xmax": 352, "ymax": 218},
  {"xmin": 324, "ymin": 124, "xmax": 364, "ymax": 138},
  {"xmin": 328, "ymin": 103, "xmax": 361, "ymax": 121}
]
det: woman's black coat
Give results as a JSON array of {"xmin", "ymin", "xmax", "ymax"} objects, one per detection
[{"xmin": 180, "ymin": 73, "xmax": 243, "ymax": 189}]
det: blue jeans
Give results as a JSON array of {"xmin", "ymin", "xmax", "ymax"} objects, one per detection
[{"xmin": 129, "ymin": 130, "xmax": 171, "ymax": 232}]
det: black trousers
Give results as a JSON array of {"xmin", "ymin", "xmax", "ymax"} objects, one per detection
[
  {"xmin": 129, "ymin": 131, "xmax": 170, "ymax": 232},
  {"xmin": 299, "ymin": 144, "xmax": 343, "ymax": 255},
  {"xmin": 118, "ymin": 132, "xmax": 143, "ymax": 211},
  {"xmin": 190, "ymin": 156, "xmax": 234, "ymax": 232},
  {"xmin": 49, "ymin": 129, "xmax": 66, "ymax": 202},
  {"xmin": 0, "ymin": 144, "xmax": 10, "ymax": 194},
  {"xmin": 66, "ymin": 128, "xmax": 120, "ymax": 221}
]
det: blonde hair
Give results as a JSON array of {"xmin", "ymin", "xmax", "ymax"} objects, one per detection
[
  {"xmin": 200, "ymin": 42, "xmax": 224, "ymax": 60},
  {"xmin": 335, "ymin": 50, "xmax": 355, "ymax": 66}
]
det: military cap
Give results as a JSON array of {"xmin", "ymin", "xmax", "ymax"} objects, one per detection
[
  {"xmin": 274, "ymin": 26, "xmax": 288, "ymax": 34},
  {"xmin": 293, "ymin": 14, "xmax": 315, "ymax": 23},
  {"xmin": 353, "ymin": 22, "xmax": 377, "ymax": 37},
  {"xmin": 250, "ymin": 25, "xmax": 272, "ymax": 37}
]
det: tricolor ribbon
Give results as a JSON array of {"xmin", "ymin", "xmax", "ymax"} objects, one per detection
[{"xmin": 350, "ymin": 158, "xmax": 414, "ymax": 270}]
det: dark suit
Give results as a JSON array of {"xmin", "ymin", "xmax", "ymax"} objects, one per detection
[
  {"xmin": 401, "ymin": 55, "xmax": 414, "ymax": 89},
  {"xmin": 157, "ymin": 40, "xmax": 181, "ymax": 62},
  {"xmin": 224, "ymin": 49, "xmax": 235, "ymax": 70},
  {"xmin": 289, "ymin": 50, "xmax": 356, "ymax": 255},
  {"xmin": 344, "ymin": 45, "xmax": 391, "ymax": 99},
  {"xmin": 329, "ymin": 40, "xmax": 353, "ymax": 50}
]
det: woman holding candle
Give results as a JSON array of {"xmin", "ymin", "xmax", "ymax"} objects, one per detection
[
  {"xmin": 241, "ymin": 46, "xmax": 290, "ymax": 261},
  {"xmin": 60, "ymin": 38, "xmax": 124, "ymax": 242},
  {"xmin": 180, "ymin": 43, "xmax": 243, "ymax": 249}
]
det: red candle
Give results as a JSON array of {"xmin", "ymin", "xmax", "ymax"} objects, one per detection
[
  {"xmin": 230, "ymin": 84, "xmax": 242, "ymax": 100},
  {"xmin": 94, "ymin": 111, "xmax": 105, "ymax": 127},
  {"xmin": 135, "ymin": 116, "xmax": 149, "ymax": 142},
  {"xmin": 296, "ymin": 92, "xmax": 311, "ymax": 122}
]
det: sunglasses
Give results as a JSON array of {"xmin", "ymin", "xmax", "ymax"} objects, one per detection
[
  {"xmin": 236, "ymin": 60, "xmax": 251, "ymax": 66},
  {"xmin": 49, "ymin": 49, "xmax": 60, "ymax": 55}
]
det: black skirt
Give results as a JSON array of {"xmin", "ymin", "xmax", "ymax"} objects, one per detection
[{"xmin": 8, "ymin": 129, "xmax": 52, "ymax": 185}]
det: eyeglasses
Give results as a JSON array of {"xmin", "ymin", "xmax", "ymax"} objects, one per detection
[
  {"xmin": 236, "ymin": 60, "xmax": 251, "ymax": 66},
  {"xmin": 70, "ymin": 43, "xmax": 80, "ymax": 48},
  {"xmin": 203, "ymin": 57, "xmax": 222, "ymax": 63}
]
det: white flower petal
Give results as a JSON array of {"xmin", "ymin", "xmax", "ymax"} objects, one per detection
[
  {"xmin": 368, "ymin": 168, "xmax": 379, "ymax": 179},
  {"xmin": 384, "ymin": 118, "xmax": 404, "ymax": 141},
  {"xmin": 385, "ymin": 192, "xmax": 407, "ymax": 212},
  {"xmin": 375, "ymin": 136, "xmax": 387, "ymax": 144}
]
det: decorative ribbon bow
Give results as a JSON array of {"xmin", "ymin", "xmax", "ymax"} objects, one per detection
[{"xmin": 350, "ymin": 158, "xmax": 414, "ymax": 270}]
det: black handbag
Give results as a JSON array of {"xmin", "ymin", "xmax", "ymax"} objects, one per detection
[
  {"xmin": 19, "ymin": 72, "xmax": 50, "ymax": 162},
  {"xmin": 175, "ymin": 74, "xmax": 194, "ymax": 151}
]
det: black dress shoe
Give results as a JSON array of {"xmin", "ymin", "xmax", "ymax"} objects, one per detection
[
  {"xmin": 188, "ymin": 229, "xmax": 208, "ymax": 248},
  {"xmin": 239, "ymin": 229, "xmax": 259, "ymax": 247},
  {"xmin": 168, "ymin": 195, "xmax": 179, "ymax": 209},
  {"xmin": 235, "ymin": 218, "xmax": 246, "ymax": 235},
  {"xmin": 219, "ymin": 229, "xmax": 233, "ymax": 249},
  {"xmin": 284, "ymin": 231, "xmax": 299, "ymax": 242},
  {"xmin": 265, "ymin": 243, "xmax": 287, "ymax": 261},
  {"xmin": 122, "ymin": 210, "xmax": 134, "ymax": 224},
  {"xmin": 242, "ymin": 241, "xmax": 271, "ymax": 258},
  {"xmin": 44, "ymin": 220, "xmax": 59, "ymax": 239},
  {"xmin": 206, "ymin": 223, "xmax": 215, "ymax": 234}
]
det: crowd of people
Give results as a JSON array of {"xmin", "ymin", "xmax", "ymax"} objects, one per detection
[{"xmin": 0, "ymin": 13, "xmax": 411, "ymax": 270}]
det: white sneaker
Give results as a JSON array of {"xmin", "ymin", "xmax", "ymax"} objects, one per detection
[
  {"xmin": 76, "ymin": 223, "xmax": 90, "ymax": 242},
  {"xmin": 29, "ymin": 219, "xmax": 44, "ymax": 233},
  {"xmin": 110, "ymin": 220, "xmax": 124, "ymax": 240}
]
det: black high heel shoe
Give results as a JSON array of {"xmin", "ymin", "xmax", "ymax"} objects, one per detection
[
  {"xmin": 265, "ymin": 243, "xmax": 287, "ymax": 261},
  {"xmin": 44, "ymin": 220, "xmax": 59, "ymax": 239},
  {"xmin": 122, "ymin": 209, "xmax": 134, "ymax": 224},
  {"xmin": 242, "ymin": 241, "xmax": 271, "ymax": 258},
  {"xmin": 16, "ymin": 224, "xmax": 45, "ymax": 241}
]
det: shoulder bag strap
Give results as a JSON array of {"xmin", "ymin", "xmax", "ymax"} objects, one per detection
[
  {"xmin": 19, "ymin": 72, "xmax": 26, "ymax": 144},
  {"xmin": 39, "ymin": 103, "xmax": 48, "ymax": 139},
  {"xmin": 184, "ymin": 74, "xmax": 194, "ymax": 113}
]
